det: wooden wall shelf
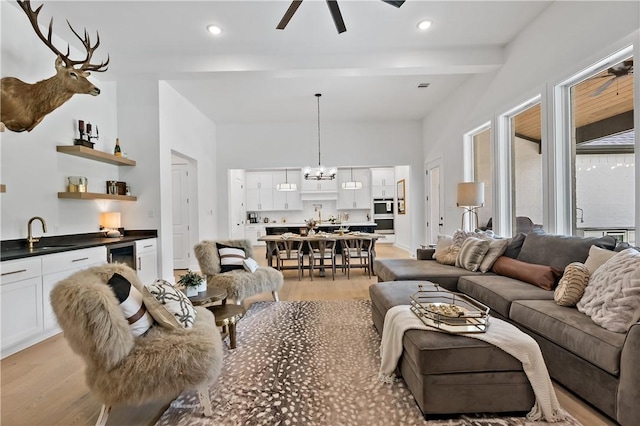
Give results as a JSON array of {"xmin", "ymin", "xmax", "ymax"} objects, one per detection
[
  {"xmin": 56, "ymin": 145, "xmax": 136, "ymax": 166},
  {"xmin": 58, "ymin": 192, "xmax": 137, "ymax": 201}
]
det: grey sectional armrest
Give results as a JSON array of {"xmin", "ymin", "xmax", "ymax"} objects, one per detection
[
  {"xmin": 416, "ymin": 248, "xmax": 435, "ymax": 260},
  {"xmin": 618, "ymin": 322, "xmax": 640, "ymax": 426}
]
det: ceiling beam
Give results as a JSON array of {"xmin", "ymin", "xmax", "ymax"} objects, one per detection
[{"xmin": 576, "ymin": 110, "xmax": 634, "ymax": 144}]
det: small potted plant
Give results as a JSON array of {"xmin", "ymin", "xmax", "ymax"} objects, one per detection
[{"xmin": 178, "ymin": 270, "xmax": 206, "ymax": 297}]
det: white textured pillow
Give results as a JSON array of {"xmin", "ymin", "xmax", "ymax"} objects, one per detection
[
  {"xmin": 143, "ymin": 279, "xmax": 196, "ymax": 329},
  {"xmin": 554, "ymin": 262, "xmax": 590, "ymax": 307},
  {"xmin": 584, "ymin": 245, "xmax": 617, "ymax": 275},
  {"xmin": 479, "ymin": 238, "xmax": 509, "ymax": 273},
  {"xmin": 107, "ymin": 273, "xmax": 154, "ymax": 337},
  {"xmin": 577, "ymin": 249, "xmax": 640, "ymax": 333},
  {"xmin": 435, "ymin": 245, "xmax": 460, "ymax": 265},
  {"xmin": 432, "ymin": 235, "xmax": 454, "ymax": 260},
  {"xmin": 243, "ymin": 257, "xmax": 260, "ymax": 273},
  {"xmin": 455, "ymin": 237, "xmax": 491, "ymax": 272}
]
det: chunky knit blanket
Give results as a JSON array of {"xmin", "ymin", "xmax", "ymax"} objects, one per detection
[{"xmin": 379, "ymin": 305, "xmax": 568, "ymax": 423}]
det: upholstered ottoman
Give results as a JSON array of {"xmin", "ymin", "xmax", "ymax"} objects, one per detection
[{"xmin": 370, "ymin": 281, "xmax": 535, "ymax": 418}]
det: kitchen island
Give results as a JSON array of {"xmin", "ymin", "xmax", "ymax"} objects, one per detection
[{"xmin": 264, "ymin": 222, "xmax": 377, "ymax": 235}]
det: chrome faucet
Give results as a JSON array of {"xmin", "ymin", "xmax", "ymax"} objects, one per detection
[{"xmin": 27, "ymin": 216, "xmax": 47, "ymax": 249}]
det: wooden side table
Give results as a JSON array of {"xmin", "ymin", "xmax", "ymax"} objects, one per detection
[
  {"xmin": 188, "ymin": 286, "xmax": 227, "ymax": 308},
  {"xmin": 207, "ymin": 304, "xmax": 245, "ymax": 349}
]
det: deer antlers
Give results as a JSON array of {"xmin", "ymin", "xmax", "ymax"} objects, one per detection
[{"xmin": 17, "ymin": 0, "xmax": 109, "ymax": 72}]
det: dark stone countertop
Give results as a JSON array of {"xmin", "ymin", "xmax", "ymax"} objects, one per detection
[{"xmin": 1, "ymin": 230, "xmax": 158, "ymax": 262}]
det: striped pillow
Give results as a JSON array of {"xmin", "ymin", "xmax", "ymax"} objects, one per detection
[
  {"xmin": 216, "ymin": 243, "xmax": 247, "ymax": 273},
  {"xmin": 455, "ymin": 237, "xmax": 491, "ymax": 272},
  {"xmin": 554, "ymin": 262, "xmax": 590, "ymax": 307},
  {"xmin": 107, "ymin": 273, "xmax": 154, "ymax": 337}
]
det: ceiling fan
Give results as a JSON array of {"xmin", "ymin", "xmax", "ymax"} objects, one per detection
[
  {"xmin": 590, "ymin": 59, "xmax": 634, "ymax": 97},
  {"xmin": 276, "ymin": 0, "xmax": 405, "ymax": 34}
]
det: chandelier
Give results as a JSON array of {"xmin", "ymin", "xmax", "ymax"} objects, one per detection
[{"xmin": 303, "ymin": 93, "xmax": 336, "ymax": 181}]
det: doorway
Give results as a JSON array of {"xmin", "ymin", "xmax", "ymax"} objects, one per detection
[
  {"xmin": 425, "ymin": 159, "xmax": 443, "ymax": 245},
  {"xmin": 171, "ymin": 152, "xmax": 198, "ymax": 270}
]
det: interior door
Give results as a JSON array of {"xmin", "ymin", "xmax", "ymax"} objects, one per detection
[
  {"xmin": 426, "ymin": 159, "xmax": 443, "ymax": 245},
  {"xmin": 228, "ymin": 170, "xmax": 246, "ymax": 240},
  {"xmin": 172, "ymin": 164, "xmax": 190, "ymax": 269}
]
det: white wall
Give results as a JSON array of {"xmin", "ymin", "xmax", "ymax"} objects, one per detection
[
  {"xmin": 160, "ymin": 82, "xmax": 217, "ymax": 271},
  {"xmin": 217, "ymin": 121, "xmax": 424, "ymax": 250},
  {"xmin": 1, "ymin": 1, "xmax": 117, "ymax": 240},
  {"xmin": 423, "ymin": 1, "xmax": 640, "ymax": 237},
  {"xmin": 393, "ymin": 165, "xmax": 412, "ymax": 252}
]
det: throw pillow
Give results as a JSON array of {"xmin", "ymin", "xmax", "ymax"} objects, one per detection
[
  {"xmin": 516, "ymin": 232, "xmax": 617, "ymax": 271},
  {"xmin": 452, "ymin": 229, "xmax": 492, "ymax": 247},
  {"xmin": 435, "ymin": 245, "xmax": 460, "ymax": 266},
  {"xmin": 554, "ymin": 262, "xmax": 590, "ymax": 307},
  {"xmin": 491, "ymin": 256, "xmax": 561, "ymax": 291},
  {"xmin": 142, "ymin": 279, "xmax": 197, "ymax": 329},
  {"xmin": 243, "ymin": 257, "xmax": 260, "ymax": 273},
  {"xmin": 584, "ymin": 245, "xmax": 617, "ymax": 275},
  {"xmin": 216, "ymin": 243, "xmax": 247, "ymax": 273},
  {"xmin": 615, "ymin": 242, "xmax": 640, "ymax": 253},
  {"xmin": 503, "ymin": 233, "xmax": 527, "ymax": 259},
  {"xmin": 432, "ymin": 235, "xmax": 454, "ymax": 260},
  {"xmin": 577, "ymin": 248, "xmax": 640, "ymax": 333},
  {"xmin": 479, "ymin": 238, "xmax": 509, "ymax": 273},
  {"xmin": 455, "ymin": 237, "xmax": 491, "ymax": 272},
  {"xmin": 107, "ymin": 273, "xmax": 154, "ymax": 337}
]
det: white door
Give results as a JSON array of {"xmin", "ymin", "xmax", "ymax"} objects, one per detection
[
  {"xmin": 426, "ymin": 159, "xmax": 443, "ymax": 245},
  {"xmin": 229, "ymin": 170, "xmax": 246, "ymax": 240},
  {"xmin": 172, "ymin": 165, "xmax": 190, "ymax": 269}
]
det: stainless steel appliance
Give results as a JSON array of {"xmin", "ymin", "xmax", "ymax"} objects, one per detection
[{"xmin": 373, "ymin": 198, "xmax": 395, "ymax": 235}]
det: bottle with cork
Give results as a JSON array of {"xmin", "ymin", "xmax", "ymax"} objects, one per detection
[{"xmin": 114, "ymin": 138, "xmax": 122, "ymax": 157}]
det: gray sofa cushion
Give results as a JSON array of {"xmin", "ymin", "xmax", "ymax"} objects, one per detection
[
  {"xmin": 510, "ymin": 300, "xmax": 625, "ymax": 376},
  {"xmin": 516, "ymin": 232, "xmax": 617, "ymax": 271},
  {"xmin": 457, "ymin": 275, "xmax": 553, "ymax": 318},
  {"xmin": 373, "ymin": 259, "xmax": 486, "ymax": 291}
]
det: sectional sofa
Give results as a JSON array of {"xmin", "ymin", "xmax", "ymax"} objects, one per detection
[{"xmin": 373, "ymin": 232, "xmax": 639, "ymax": 425}]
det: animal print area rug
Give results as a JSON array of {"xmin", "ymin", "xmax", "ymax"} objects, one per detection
[{"xmin": 156, "ymin": 300, "xmax": 582, "ymax": 426}]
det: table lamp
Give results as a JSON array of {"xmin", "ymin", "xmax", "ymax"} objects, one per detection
[
  {"xmin": 100, "ymin": 212, "xmax": 122, "ymax": 238},
  {"xmin": 457, "ymin": 182, "xmax": 484, "ymax": 231}
]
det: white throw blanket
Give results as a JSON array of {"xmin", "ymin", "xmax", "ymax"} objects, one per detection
[{"xmin": 379, "ymin": 305, "xmax": 567, "ymax": 423}]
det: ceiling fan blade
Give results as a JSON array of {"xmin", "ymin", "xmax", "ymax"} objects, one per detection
[
  {"xmin": 591, "ymin": 77, "xmax": 616, "ymax": 97},
  {"xmin": 381, "ymin": 0, "xmax": 405, "ymax": 7},
  {"xmin": 326, "ymin": 0, "xmax": 347, "ymax": 34},
  {"xmin": 277, "ymin": 0, "xmax": 303, "ymax": 30}
]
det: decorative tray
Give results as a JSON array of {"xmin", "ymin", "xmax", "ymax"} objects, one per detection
[{"xmin": 410, "ymin": 283, "xmax": 490, "ymax": 333}]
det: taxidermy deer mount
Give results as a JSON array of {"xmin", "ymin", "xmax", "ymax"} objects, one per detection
[{"xmin": 0, "ymin": 0, "xmax": 109, "ymax": 133}]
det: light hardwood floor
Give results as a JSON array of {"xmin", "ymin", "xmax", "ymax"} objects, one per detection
[{"xmin": 1, "ymin": 244, "xmax": 616, "ymax": 425}]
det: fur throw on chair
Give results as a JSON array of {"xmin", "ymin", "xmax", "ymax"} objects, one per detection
[
  {"xmin": 51, "ymin": 263, "xmax": 223, "ymax": 406},
  {"xmin": 194, "ymin": 239, "xmax": 283, "ymax": 302}
]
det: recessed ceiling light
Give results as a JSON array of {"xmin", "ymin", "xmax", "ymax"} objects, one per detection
[
  {"xmin": 207, "ymin": 25, "xmax": 222, "ymax": 35},
  {"xmin": 417, "ymin": 20, "xmax": 432, "ymax": 31}
]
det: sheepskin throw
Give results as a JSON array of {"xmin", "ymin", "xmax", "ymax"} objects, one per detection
[
  {"xmin": 577, "ymin": 248, "xmax": 640, "ymax": 333},
  {"xmin": 107, "ymin": 272, "xmax": 153, "ymax": 337},
  {"xmin": 554, "ymin": 263, "xmax": 590, "ymax": 307},
  {"xmin": 143, "ymin": 279, "xmax": 196, "ymax": 329}
]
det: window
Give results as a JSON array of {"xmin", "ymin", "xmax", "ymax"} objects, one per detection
[{"xmin": 471, "ymin": 128, "xmax": 492, "ymax": 230}]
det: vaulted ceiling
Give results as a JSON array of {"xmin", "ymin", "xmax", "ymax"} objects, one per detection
[{"xmin": 15, "ymin": 0, "xmax": 553, "ymax": 123}]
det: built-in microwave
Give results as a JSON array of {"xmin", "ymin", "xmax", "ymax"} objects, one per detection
[{"xmin": 373, "ymin": 198, "xmax": 394, "ymax": 215}]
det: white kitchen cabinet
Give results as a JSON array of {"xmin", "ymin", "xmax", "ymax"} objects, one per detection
[
  {"xmin": 272, "ymin": 171, "xmax": 302, "ymax": 210},
  {"xmin": 300, "ymin": 172, "xmax": 338, "ymax": 192},
  {"xmin": 1, "ymin": 246, "xmax": 106, "ymax": 358},
  {"xmin": 371, "ymin": 168, "xmax": 396, "ymax": 199},
  {"xmin": 135, "ymin": 239, "xmax": 158, "ymax": 286},
  {"xmin": 246, "ymin": 188, "xmax": 274, "ymax": 211},
  {"xmin": 1, "ymin": 258, "xmax": 43, "ymax": 355},
  {"xmin": 338, "ymin": 169, "xmax": 372, "ymax": 210},
  {"xmin": 245, "ymin": 225, "xmax": 266, "ymax": 246},
  {"xmin": 246, "ymin": 172, "xmax": 273, "ymax": 190}
]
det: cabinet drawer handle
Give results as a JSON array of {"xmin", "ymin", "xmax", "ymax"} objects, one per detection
[
  {"xmin": 1, "ymin": 269, "xmax": 27, "ymax": 276},
  {"xmin": 71, "ymin": 257, "xmax": 89, "ymax": 263},
  {"xmin": 143, "ymin": 245, "xmax": 153, "ymax": 248},
  {"xmin": 138, "ymin": 257, "xmax": 142, "ymax": 270}
]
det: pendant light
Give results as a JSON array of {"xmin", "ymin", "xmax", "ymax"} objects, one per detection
[
  {"xmin": 303, "ymin": 93, "xmax": 336, "ymax": 181},
  {"xmin": 276, "ymin": 168, "xmax": 298, "ymax": 192},
  {"xmin": 341, "ymin": 167, "xmax": 362, "ymax": 190}
]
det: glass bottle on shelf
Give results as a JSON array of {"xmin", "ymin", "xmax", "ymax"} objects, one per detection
[{"xmin": 114, "ymin": 138, "xmax": 122, "ymax": 157}]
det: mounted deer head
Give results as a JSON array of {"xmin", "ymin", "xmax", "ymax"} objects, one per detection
[{"xmin": 0, "ymin": 0, "xmax": 109, "ymax": 133}]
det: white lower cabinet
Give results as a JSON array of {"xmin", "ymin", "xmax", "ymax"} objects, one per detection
[
  {"xmin": 245, "ymin": 225, "xmax": 266, "ymax": 246},
  {"xmin": 1, "ymin": 246, "xmax": 106, "ymax": 359},
  {"xmin": 135, "ymin": 239, "xmax": 158, "ymax": 286}
]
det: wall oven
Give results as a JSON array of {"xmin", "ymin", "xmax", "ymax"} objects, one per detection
[{"xmin": 373, "ymin": 198, "xmax": 395, "ymax": 235}]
